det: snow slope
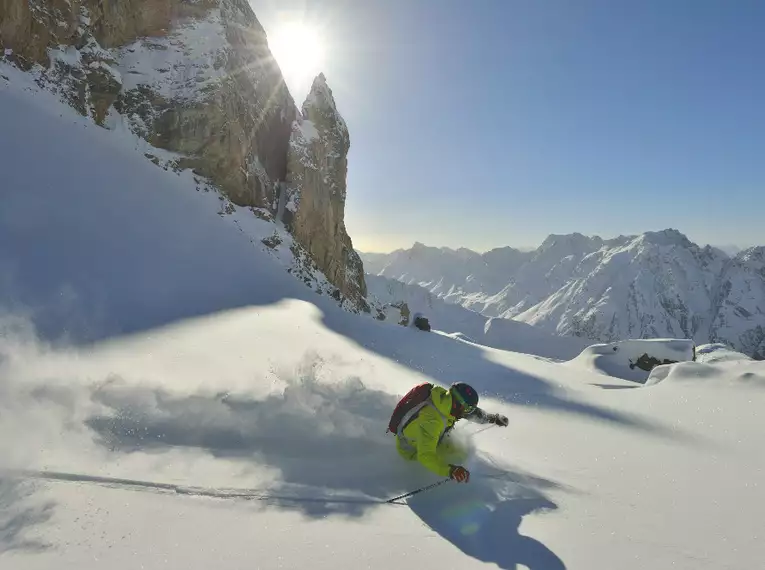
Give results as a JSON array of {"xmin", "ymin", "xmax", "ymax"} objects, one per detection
[
  {"xmin": 366, "ymin": 274, "xmax": 589, "ymax": 360},
  {"xmin": 2, "ymin": 64, "xmax": 765, "ymax": 570},
  {"xmin": 0, "ymin": 63, "xmax": 358, "ymax": 345}
]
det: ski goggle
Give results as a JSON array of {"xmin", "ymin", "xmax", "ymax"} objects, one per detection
[{"xmin": 451, "ymin": 390, "xmax": 476, "ymax": 415}]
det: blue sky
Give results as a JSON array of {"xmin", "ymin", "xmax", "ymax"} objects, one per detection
[{"xmin": 252, "ymin": 0, "xmax": 765, "ymax": 253}]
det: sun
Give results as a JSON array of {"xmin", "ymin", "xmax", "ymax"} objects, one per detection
[{"xmin": 268, "ymin": 21, "xmax": 326, "ymax": 98}]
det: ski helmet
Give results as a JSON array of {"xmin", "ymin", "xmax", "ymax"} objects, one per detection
[{"xmin": 450, "ymin": 382, "xmax": 478, "ymax": 415}]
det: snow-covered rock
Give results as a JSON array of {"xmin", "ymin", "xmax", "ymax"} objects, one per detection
[
  {"xmin": 646, "ymin": 355, "xmax": 764, "ymax": 387},
  {"xmin": 693, "ymin": 343, "xmax": 753, "ymax": 364},
  {"xmin": 568, "ymin": 338, "xmax": 696, "ymax": 382}
]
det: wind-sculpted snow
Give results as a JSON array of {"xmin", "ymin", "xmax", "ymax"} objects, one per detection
[
  {"xmin": 567, "ymin": 338, "xmax": 696, "ymax": 382},
  {"xmin": 646, "ymin": 346, "xmax": 765, "ymax": 388},
  {"xmin": 694, "ymin": 343, "xmax": 753, "ymax": 364}
]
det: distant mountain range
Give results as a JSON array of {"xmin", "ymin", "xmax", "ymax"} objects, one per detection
[{"xmin": 360, "ymin": 229, "xmax": 765, "ymax": 359}]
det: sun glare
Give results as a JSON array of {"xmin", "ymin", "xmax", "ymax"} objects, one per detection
[{"xmin": 268, "ymin": 21, "xmax": 326, "ymax": 98}]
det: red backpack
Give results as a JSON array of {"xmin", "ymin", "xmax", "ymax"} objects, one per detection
[{"xmin": 387, "ymin": 382, "xmax": 434, "ymax": 434}]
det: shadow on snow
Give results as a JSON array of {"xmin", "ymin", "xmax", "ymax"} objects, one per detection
[
  {"xmin": 318, "ymin": 309, "xmax": 700, "ymax": 444},
  {"xmin": 0, "ymin": 478, "xmax": 55, "ymax": 554},
  {"xmin": 409, "ymin": 484, "xmax": 566, "ymax": 570},
  {"xmin": 79, "ymin": 356, "xmax": 564, "ymax": 510},
  {"xmin": 78, "ymin": 356, "xmax": 568, "ymax": 567}
]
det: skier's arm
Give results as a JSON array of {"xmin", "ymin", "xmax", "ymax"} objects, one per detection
[
  {"xmin": 466, "ymin": 407, "xmax": 508, "ymax": 426},
  {"xmin": 465, "ymin": 407, "xmax": 490, "ymax": 423},
  {"xmin": 415, "ymin": 417, "xmax": 451, "ymax": 477}
]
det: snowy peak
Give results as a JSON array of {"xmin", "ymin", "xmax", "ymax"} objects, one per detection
[
  {"xmin": 303, "ymin": 73, "xmax": 341, "ymax": 119},
  {"xmin": 299, "ymin": 72, "xmax": 350, "ymax": 161},
  {"xmin": 637, "ymin": 228, "xmax": 694, "ymax": 248},
  {"xmin": 295, "ymin": 73, "xmax": 350, "ymax": 167},
  {"xmin": 410, "ymin": 241, "xmax": 446, "ymax": 255},
  {"xmin": 735, "ymin": 246, "xmax": 765, "ymax": 265},
  {"xmin": 538, "ymin": 232, "xmax": 603, "ymax": 254},
  {"xmin": 483, "ymin": 245, "xmax": 527, "ymax": 257}
]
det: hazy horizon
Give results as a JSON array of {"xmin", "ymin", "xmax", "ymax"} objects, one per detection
[
  {"xmin": 252, "ymin": 0, "xmax": 765, "ymax": 253},
  {"xmin": 355, "ymin": 229, "xmax": 754, "ymax": 256}
]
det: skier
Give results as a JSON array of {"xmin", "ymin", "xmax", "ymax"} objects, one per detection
[{"xmin": 390, "ymin": 382, "xmax": 508, "ymax": 483}]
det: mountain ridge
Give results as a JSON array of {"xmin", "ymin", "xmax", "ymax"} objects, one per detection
[{"xmin": 360, "ymin": 229, "xmax": 765, "ymax": 358}]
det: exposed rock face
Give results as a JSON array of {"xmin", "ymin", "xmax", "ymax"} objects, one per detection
[
  {"xmin": 140, "ymin": 0, "xmax": 296, "ymax": 209},
  {"xmin": 1, "ymin": 0, "xmax": 367, "ymax": 309},
  {"xmin": 1, "ymin": 0, "xmax": 294, "ymax": 209},
  {"xmin": 284, "ymin": 74, "xmax": 367, "ymax": 304}
]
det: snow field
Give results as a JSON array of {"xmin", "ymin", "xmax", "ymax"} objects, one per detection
[{"xmin": 1, "ymin": 59, "xmax": 764, "ymax": 570}]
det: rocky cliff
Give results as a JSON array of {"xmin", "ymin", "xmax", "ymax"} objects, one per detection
[
  {"xmin": 284, "ymin": 74, "xmax": 366, "ymax": 303},
  {"xmin": 0, "ymin": 0, "xmax": 367, "ymax": 308}
]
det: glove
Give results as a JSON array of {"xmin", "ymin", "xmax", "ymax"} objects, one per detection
[
  {"xmin": 489, "ymin": 413, "xmax": 509, "ymax": 427},
  {"xmin": 449, "ymin": 465, "xmax": 470, "ymax": 483}
]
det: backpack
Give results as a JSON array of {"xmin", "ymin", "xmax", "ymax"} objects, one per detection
[{"xmin": 387, "ymin": 382, "xmax": 433, "ymax": 434}]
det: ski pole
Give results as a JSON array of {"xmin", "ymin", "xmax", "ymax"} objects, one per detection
[
  {"xmin": 384, "ymin": 478, "xmax": 450, "ymax": 503},
  {"xmin": 472, "ymin": 423, "xmax": 497, "ymax": 436}
]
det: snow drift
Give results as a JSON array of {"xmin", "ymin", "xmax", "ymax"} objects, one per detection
[{"xmin": 567, "ymin": 338, "xmax": 696, "ymax": 382}]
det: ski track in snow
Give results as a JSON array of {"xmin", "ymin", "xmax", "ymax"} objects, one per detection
[{"xmin": 2, "ymin": 470, "xmax": 412, "ymax": 506}]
